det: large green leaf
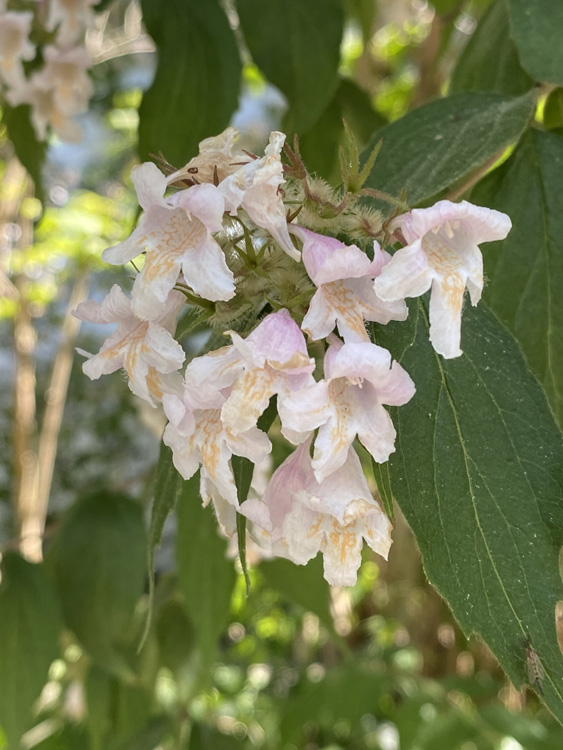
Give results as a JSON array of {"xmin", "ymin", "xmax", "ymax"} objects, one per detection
[
  {"xmin": 236, "ymin": 0, "xmax": 343, "ymax": 133},
  {"xmin": 363, "ymin": 91, "xmax": 535, "ymax": 207},
  {"xmin": 2, "ymin": 105, "xmax": 47, "ymax": 200},
  {"xmin": 139, "ymin": 0, "xmax": 241, "ymax": 166},
  {"xmin": 450, "ymin": 0, "xmax": 532, "ymax": 96},
  {"xmin": 507, "ymin": 0, "xmax": 563, "ymax": 87},
  {"xmin": 280, "ymin": 662, "xmax": 390, "ymax": 744},
  {"xmin": 0, "ymin": 554, "xmax": 62, "ymax": 748},
  {"xmin": 299, "ymin": 77, "xmax": 386, "ymax": 183},
  {"xmin": 47, "ymin": 492, "xmax": 146, "ymax": 673},
  {"xmin": 471, "ymin": 128, "xmax": 563, "ymax": 428},
  {"xmin": 373, "ymin": 301, "xmax": 563, "ymax": 721},
  {"xmin": 260, "ymin": 556, "xmax": 335, "ymax": 635},
  {"xmin": 176, "ymin": 475, "xmax": 236, "ymax": 666}
]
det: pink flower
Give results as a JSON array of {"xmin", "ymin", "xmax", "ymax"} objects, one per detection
[
  {"xmin": 102, "ymin": 162, "xmax": 235, "ymax": 319},
  {"xmin": 184, "ymin": 309, "xmax": 315, "ymax": 437},
  {"xmin": 373, "ymin": 200, "xmax": 511, "ymax": 358},
  {"xmin": 163, "ymin": 405, "xmax": 271, "ymax": 507},
  {"xmin": 279, "ymin": 338, "xmax": 415, "ymax": 481},
  {"xmin": 219, "ymin": 131, "xmax": 299, "ymax": 261},
  {"xmin": 241, "ymin": 439, "xmax": 392, "ymax": 586},
  {"xmin": 291, "ymin": 225, "xmax": 407, "ymax": 342},
  {"xmin": 73, "ymin": 285, "xmax": 185, "ymax": 406}
]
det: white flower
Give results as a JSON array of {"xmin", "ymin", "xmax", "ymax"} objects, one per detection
[
  {"xmin": 46, "ymin": 0, "xmax": 96, "ymax": 46},
  {"xmin": 291, "ymin": 225, "xmax": 407, "ymax": 343},
  {"xmin": 168, "ymin": 126, "xmax": 245, "ymax": 185},
  {"xmin": 73, "ymin": 285, "xmax": 185, "ymax": 406},
  {"xmin": 241, "ymin": 439, "xmax": 392, "ymax": 586},
  {"xmin": 33, "ymin": 46, "xmax": 93, "ymax": 116},
  {"xmin": 184, "ymin": 309, "xmax": 315, "ymax": 438},
  {"xmin": 6, "ymin": 72, "xmax": 83, "ymax": 142},
  {"xmin": 279, "ymin": 337, "xmax": 415, "ymax": 482},
  {"xmin": 163, "ymin": 405, "xmax": 271, "ymax": 507},
  {"xmin": 219, "ymin": 131, "xmax": 299, "ymax": 261},
  {"xmin": 102, "ymin": 162, "xmax": 235, "ymax": 320},
  {"xmin": 373, "ymin": 200, "xmax": 511, "ymax": 358},
  {"xmin": 0, "ymin": 12, "xmax": 35, "ymax": 87}
]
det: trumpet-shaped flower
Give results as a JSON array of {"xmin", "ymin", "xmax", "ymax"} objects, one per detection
[
  {"xmin": 291, "ymin": 225, "xmax": 408, "ymax": 342},
  {"xmin": 241, "ymin": 439, "xmax": 392, "ymax": 586},
  {"xmin": 102, "ymin": 162, "xmax": 235, "ymax": 320},
  {"xmin": 373, "ymin": 200, "xmax": 511, "ymax": 358},
  {"xmin": 163, "ymin": 404, "xmax": 271, "ymax": 508},
  {"xmin": 219, "ymin": 131, "xmax": 299, "ymax": 261},
  {"xmin": 279, "ymin": 338, "xmax": 415, "ymax": 482},
  {"xmin": 73, "ymin": 285, "xmax": 185, "ymax": 405},
  {"xmin": 184, "ymin": 309, "xmax": 315, "ymax": 437},
  {"xmin": 168, "ymin": 127, "xmax": 245, "ymax": 185}
]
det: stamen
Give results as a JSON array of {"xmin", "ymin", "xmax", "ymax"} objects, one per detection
[
  {"xmin": 444, "ymin": 220, "xmax": 454, "ymax": 239},
  {"xmin": 348, "ymin": 375, "xmax": 364, "ymax": 387}
]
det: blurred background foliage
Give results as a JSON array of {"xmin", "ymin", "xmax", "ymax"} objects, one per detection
[{"xmin": 1, "ymin": 0, "xmax": 563, "ymax": 748}]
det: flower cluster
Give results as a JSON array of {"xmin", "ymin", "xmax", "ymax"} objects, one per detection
[
  {"xmin": 0, "ymin": 0, "xmax": 95, "ymax": 142},
  {"xmin": 75, "ymin": 128, "xmax": 511, "ymax": 586}
]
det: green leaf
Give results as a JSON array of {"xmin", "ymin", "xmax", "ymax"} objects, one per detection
[
  {"xmin": 115, "ymin": 716, "xmax": 172, "ymax": 750},
  {"xmin": 507, "ymin": 0, "xmax": 563, "ymax": 86},
  {"xmin": 31, "ymin": 724, "xmax": 91, "ymax": 750},
  {"xmin": 280, "ymin": 662, "xmax": 390, "ymax": 744},
  {"xmin": 299, "ymin": 78, "xmax": 386, "ymax": 183},
  {"xmin": 260, "ymin": 556, "xmax": 335, "ymax": 634},
  {"xmin": 543, "ymin": 89, "xmax": 563, "ymax": 131},
  {"xmin": 142, "ymin": 443, "xmax": 183, "ymax": 646},
  {"xmin": 176, "ymin": 475, "xmax": 236, "ymax": 667},
  {"xmin": 362, "ymin": 91, "xmax": 535, "ymax": 207},
  {"xmin": 0, "ymin": 554, "xmax": 62, "ymax": 748},
  {"xmin": 471, "ymin": 128, "xmax": 563, "ymax": 428},
  {"xmin": 2, "ymin": 105, "xmax": 46, "ymax": 200},
  {"xmin": 155, "ymin": 597, "xmax": 195, "ymax": 675},
  {"xmin": 139, "ymin": 0, "xmax": 241, "ymax": 166},
  {"xmin": 47, "ymin": 492, "xmax": 146, "ymax": 673},
  {"xmin": 189, "ymin": 723, "xmax": 243, "ymax": 749},
  {"xmin": 237, "ymin": 0, "xmax": 344, "ymax": 133},
  {"xmin": 450, "ymin": 0, "xmax": 533, "ymax": 96},
  {"xmin": 374, "ymin": 301, "xmax": 563, "ymax": 721},
  {"xmin": 371, "ymin": 457, "xmax": 394, "ymax": 522}
]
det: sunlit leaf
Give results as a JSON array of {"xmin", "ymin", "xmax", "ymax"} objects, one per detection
[{"xmin": 373, "ymin": 301, "xmax": 563, "ymax": 722}]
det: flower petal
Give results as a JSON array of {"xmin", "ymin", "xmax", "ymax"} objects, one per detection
[
  {"xmin": 428, "ymin": 275, "xmax": 466, "ymax": 358},
  {"xmin": 373, "ymin": 240, "xmax": 433, "ymax": 301}
]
